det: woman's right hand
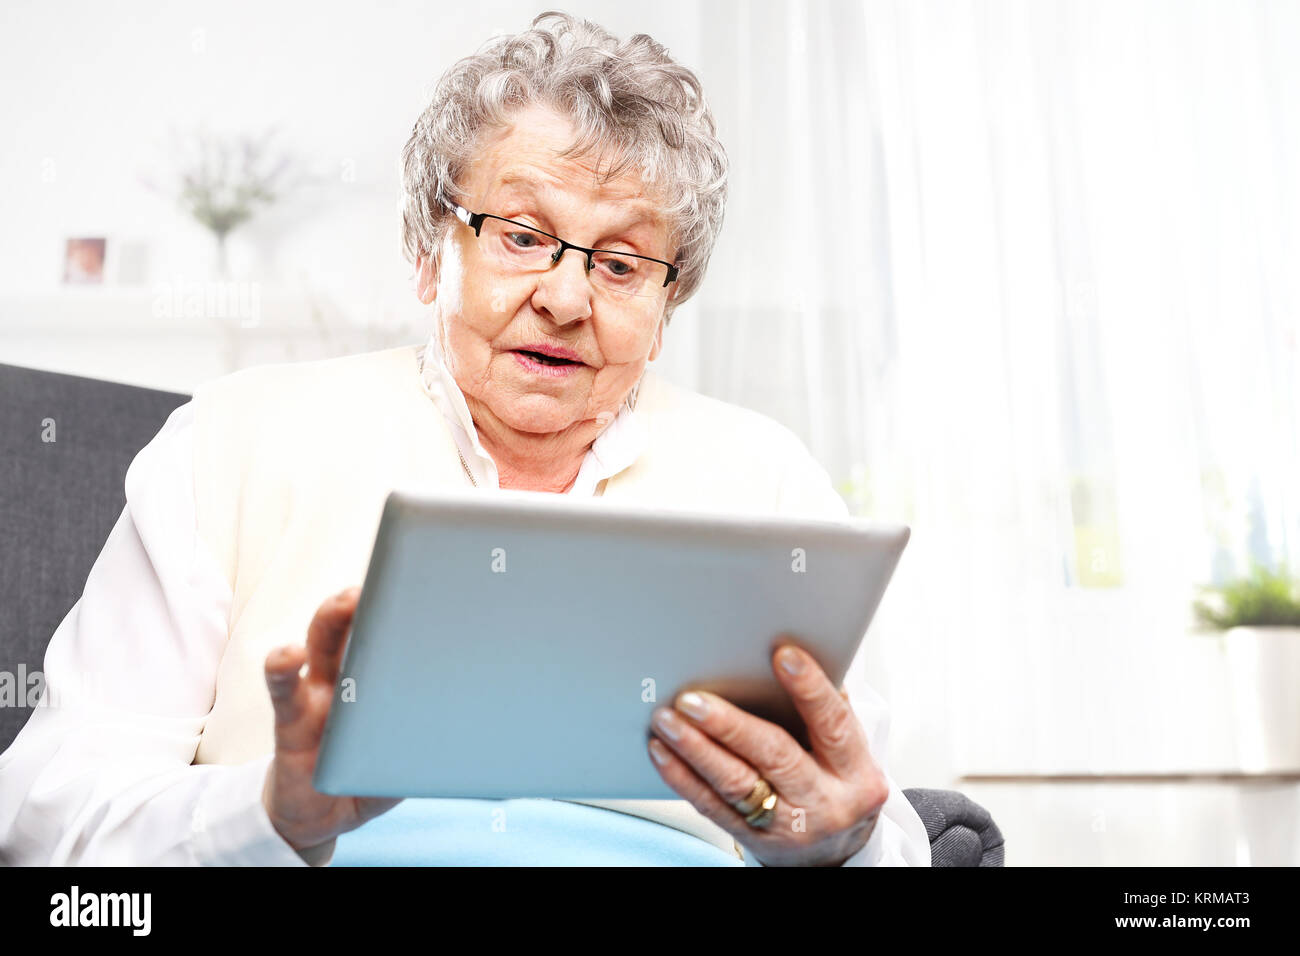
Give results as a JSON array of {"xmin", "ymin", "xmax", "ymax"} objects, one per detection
[{"xmin": 261, "ymin": 586, "xmax": 400, "ymax": 859}]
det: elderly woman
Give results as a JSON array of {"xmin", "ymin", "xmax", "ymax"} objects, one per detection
[{"xmin": 0, "ymin": 12, "xmax": 928, "ymax": 867}]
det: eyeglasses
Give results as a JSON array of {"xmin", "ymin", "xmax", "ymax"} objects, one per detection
[{"xmin": 444, "ymin": 200, "xmax": 679, "ymax": 300}]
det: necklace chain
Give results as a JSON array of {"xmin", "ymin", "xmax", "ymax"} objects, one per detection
[{"xmin": 455, "ymin": 442, "xmax": 479, "ymax": 488}]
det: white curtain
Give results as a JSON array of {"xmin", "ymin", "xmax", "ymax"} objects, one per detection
[{"xmin": 668, "ymin": 0, "xmax": 1300, "ymax": 786}]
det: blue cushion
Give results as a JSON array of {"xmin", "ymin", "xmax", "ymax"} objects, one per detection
[{"xmin": 332, "ymin": 798, "xmax": 743, "ymax": 866}]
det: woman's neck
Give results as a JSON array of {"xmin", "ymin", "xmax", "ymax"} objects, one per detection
[
  {"xmin": 497, "ymin": 466, "xmax": 580, "ymax": 494},
  {"xmin": 470, "ymin": 409, "xmax": 592, "ymax": 494},
  {"xmin": 493, "ymin": 451, "xmax": 583, "ymax": 493}
]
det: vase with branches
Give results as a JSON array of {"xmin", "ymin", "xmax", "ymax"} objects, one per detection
[{"xmin": 141, "ymin": 125, "xmax": 303, "ymax": 278}]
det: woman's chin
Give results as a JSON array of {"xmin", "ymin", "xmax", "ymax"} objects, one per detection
[{"xmin": 492, "ymin": 397, "xmax": 590, "ymax": 436}]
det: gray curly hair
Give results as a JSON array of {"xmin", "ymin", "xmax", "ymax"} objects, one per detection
[{"xmin": 400, "ymin": 10, "xmax": 728, "ymax": 323}]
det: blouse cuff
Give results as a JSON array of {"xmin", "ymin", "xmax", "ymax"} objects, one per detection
[
  {"xmin": 839, "ymin": 817, "xmax": 887, "ymax": 866},
  {"xmin": 190, "ymin": 754, "xmax": 327, "ymax": 866},
  {"xmin": 740, "ymin": 815, "xmax": 890, "ymax": 867}
]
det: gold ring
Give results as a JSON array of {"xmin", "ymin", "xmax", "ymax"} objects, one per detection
[
  {"xmin": 732, "ymin": 777, "xmax": 773, "ymax": 816},
  {"xmin": 744, "ymin": 792, "xmax": 779, "ymax": 829}
]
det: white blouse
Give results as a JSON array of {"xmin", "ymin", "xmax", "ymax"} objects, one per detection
[{"xmin": 0, "ymin": 344, "xmax": 929, "ymax": 867}]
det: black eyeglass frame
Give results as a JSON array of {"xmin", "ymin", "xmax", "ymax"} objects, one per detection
[{"xmin": 445, "ymin": 201, "xmax": 680, "ymax": 288}]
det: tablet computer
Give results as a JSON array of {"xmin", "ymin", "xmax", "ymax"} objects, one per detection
[{"xmin": 313, "ymin": 487, "xmax": 909, "ymax": 800}]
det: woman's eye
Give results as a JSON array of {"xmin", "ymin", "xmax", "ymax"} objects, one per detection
[
  {"xmin": 507, "ymin": 232, "xmax": 538, "ymax": 248},
  {"xmin": 603, "ymin": 258, "xmax": 634, "ymax": 276}
]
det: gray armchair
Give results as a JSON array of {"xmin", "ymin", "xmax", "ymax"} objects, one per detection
[{"xmin": 0, "ymin": 360, "xmax": 1004, "ymax": 866}]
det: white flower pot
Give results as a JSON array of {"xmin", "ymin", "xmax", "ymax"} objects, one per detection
[{"xmin": 1223, "ymin": 626, "xmax": 1300, "ymax": 772}]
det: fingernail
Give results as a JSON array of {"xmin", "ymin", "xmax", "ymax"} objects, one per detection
[
  {"xmin": 653, "ymin": 708, "xmax": 684, "ymax": 741},
  {"xmin": 676, "ymin": 691, "xmax": 708, "ymax": 721},
  {"xmin": 648, "ymin": 738, "xmax": 672, "ymax": 766},
  {"xmin": 778, "ymin": 646, "xmax": 805, "ymax": 675}
]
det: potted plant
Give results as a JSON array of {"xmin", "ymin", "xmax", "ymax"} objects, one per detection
[{"xmin": 1193, "ymin": 562, "xmax": 1300, "ymax": 772}]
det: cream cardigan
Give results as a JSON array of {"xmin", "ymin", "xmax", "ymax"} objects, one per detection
[{"xmin": 189, "ymin": 343, "xmax": 858, "ymax": 858}]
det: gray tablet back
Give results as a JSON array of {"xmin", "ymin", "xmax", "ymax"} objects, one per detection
[{"xmin": 314, "ymin": 488, "xmax": 909, "ymax": 799}]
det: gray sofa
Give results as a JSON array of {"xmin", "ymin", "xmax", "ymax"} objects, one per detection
[{"xmin": 0, "ymin": 360, "xmax": 1004, "ymax": 867}]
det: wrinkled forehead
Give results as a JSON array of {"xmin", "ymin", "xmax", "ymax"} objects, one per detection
[{"xmin": 460, "ymin": 119, "xmax": 676, "ymax": 244}]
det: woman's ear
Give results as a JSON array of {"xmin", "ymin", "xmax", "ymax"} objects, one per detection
[{"xmin": 415, "ymin": 253, "xmax": 438, "ymax": 305}]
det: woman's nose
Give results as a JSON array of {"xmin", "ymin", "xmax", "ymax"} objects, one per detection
[{"xmin": 532, "ymin": 247, "xmax": 594, "ymax": 325}]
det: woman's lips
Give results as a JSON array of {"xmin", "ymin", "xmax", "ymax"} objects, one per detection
[{"xmin": 512, "ymin": 349, "xmax": 583, "ymax": 377}]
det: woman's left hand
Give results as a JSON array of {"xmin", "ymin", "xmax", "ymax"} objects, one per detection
[{"xmin": 647, "ymin": 641, "xmax": 888, "ymax": 866}]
